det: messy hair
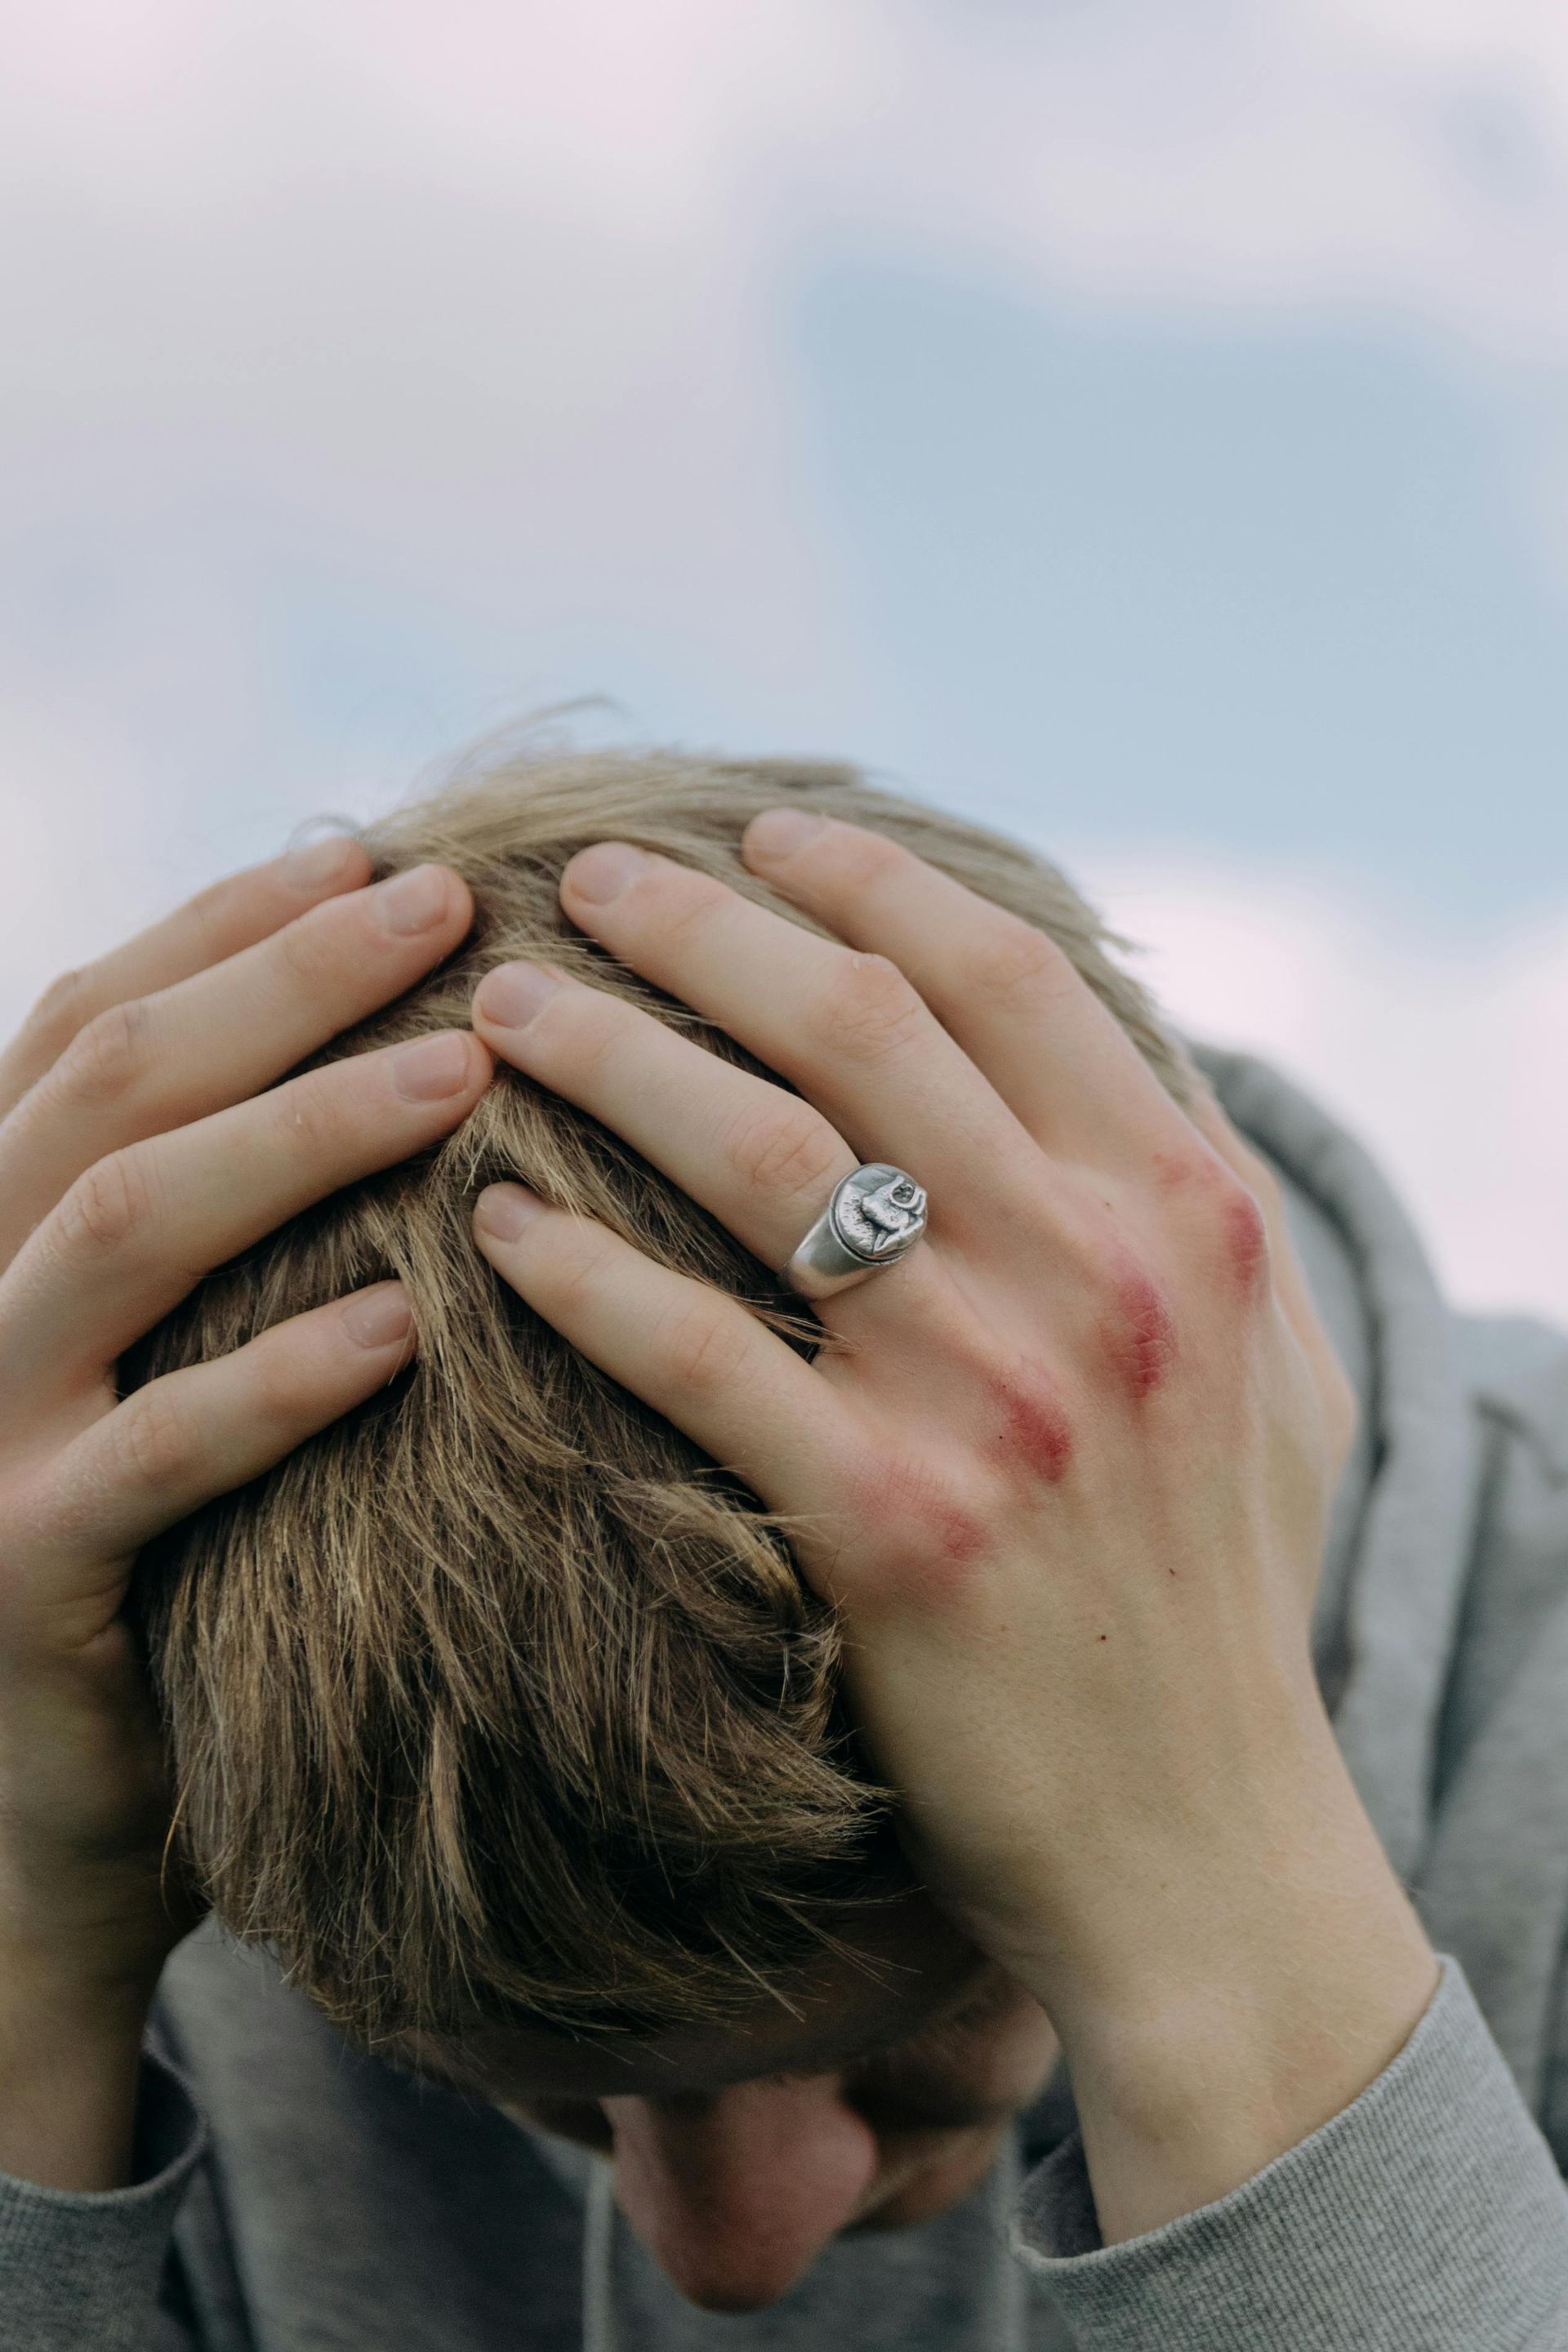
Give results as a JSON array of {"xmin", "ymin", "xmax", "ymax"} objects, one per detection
[{"xmin": 124, "ymin": 739, "xmax": 1192, "ymax": 2051}]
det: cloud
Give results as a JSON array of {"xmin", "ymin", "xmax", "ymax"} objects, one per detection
[
  {"xmin": 1, "ymin": 3, "xmax": 1563, "ymax": 1321},
  {"xmin": 851, "ymin": 2, "xmax": 1568, "ymax": 359},
  {"xmin": 7, "ymin": 4, "xmax": 1568, "ymax": 384},
  {"xmin": 3, "ymin": 0, "xmax": 1563, "ymax": 693}
]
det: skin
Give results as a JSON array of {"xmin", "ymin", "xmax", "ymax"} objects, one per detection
[
  {"xmin": 0, "ymin": 842, "xmax": 492, "ymax": 2192},
  {"xmin": 0, "ymin": 813, "xmax": 1439, "ymax": 2320}
]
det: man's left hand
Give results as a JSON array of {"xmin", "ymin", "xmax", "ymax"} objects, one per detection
[{"xmin": 470, "ymin": 811, "xmax": 1439, "ymax": 2241}]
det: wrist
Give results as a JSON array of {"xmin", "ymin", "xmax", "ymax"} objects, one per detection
[
  {"xmin": 1014, "ymin": 1735, "xmax": 1440, "ymax": 2243},
  {"xmin": 1058, "ymin": 1927, "xmax": 1440, "ymax": 2246},
  {"xmin": 0, "ymin": 1972, "xmax": 156, "ymax": 2191}
]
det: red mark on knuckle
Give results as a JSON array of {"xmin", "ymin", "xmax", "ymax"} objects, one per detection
[
  {"xmin": 982, "ymin": 1365, "xmax": 1075, "ymax": 1485},
  {"xmin": 931, "ymin": 1499, "xmax": 989, "ymax": 1569},
  {"xmin": 1102, "ymin": 1267, "xmax": 1178, "ymax": 1402},
  {"xmin": 843, "ymin": 1453, "xmax": 991, "ymax": 1605},
  {"xmin": 880, "ymin": 1499, "xmax": 990, "ymax": 1610},
  {"xmin": 1222, "ymin": 1190, "xmax": 1270, "ymax": 1297}
]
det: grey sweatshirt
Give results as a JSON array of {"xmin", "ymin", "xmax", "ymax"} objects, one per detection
[{"xmin": 5, "ymin": 1045, "xmax": 1568, "ymax": 2350}]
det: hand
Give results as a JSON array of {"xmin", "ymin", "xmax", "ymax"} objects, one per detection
[
  {"xmin": 0, "ymin": 842, "xmax": 489, "ymax": 2030},
  {"xmin": 470, "ymin": 811, "xmax": 1437, "ymax": 2236}
]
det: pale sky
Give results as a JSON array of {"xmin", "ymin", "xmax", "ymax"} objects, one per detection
[{"xmin": 2, "ymin": 0, "xmax": 1565, "ymax": 1316}]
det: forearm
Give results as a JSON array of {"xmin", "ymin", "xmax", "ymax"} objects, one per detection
[{"xmin": 1033, "ymin": 1726, "xmax": 1440, "ymax": 2246}]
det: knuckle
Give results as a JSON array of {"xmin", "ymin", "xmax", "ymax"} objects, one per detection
[
  {"xmin": 552, "ymin": 995, "xmax": 626, "ymax": 1082},
  {"xmin": 183, "ymin": 872, "xmax": 252, "ymax": 942},
  {"xmin": 833, "ymin": 826, "xmax": 907, "ymax": 891},
  {"xmin": 657, "ymin": 871, "xmax": 729, "ymax": 950},
  {"xmin": 243, "ymin": 1344, "xmax": 311, "ymax": 1436},
  {"xmin": 56, "ymin": 1150, "xmax": 155, "ymax": 1259},
  {"xmin": 723, "ymin": 1103, "xmax": 844, "ymax": 1204},
  {"xmin": 960, "ymin": 920, "xmax": 1068, "ymax": 1010},
  {"xmin": 53, "ymin": 998, "xmax": 155, "ymax": 1111},
  {"xmin": 1149, "ymin": 1141, "xmax": 1229, "ymax": 1203},
  {"xmin": 20, "ymin": 966, "xmax": 96, "ymax": 1062},
  {"xmin": 1150, "ymin": 1140, "xmax": 1276, "ymax": 1300},
  {"xmin": 808, "ymin": 952, "xmax": 925, "ymax": 1062},
  {"xmin": 657, "ymin": 1297, "xmax": 748, "ymax": 1396},
  {"xmin": 542, "ymin": 1222, "xmax": 621, "ymax": 1312},
  {"xmin": 1209, "ymin": 1160, "xmax": 1265, "ymax": 1223},
  {"xmin": 1093, "ymin": 1248, "xmax": 1183, "ymax": 1401},
  {"xmin": 1211, "ymin": 1173, "xmax": 1272, "ymax": 1296},
  {"xmin": 265, "ymin": 1067, "xmax": 345, "ymax": 1161},
  {"xmin": 840, "ymin": 1447, "xmax": 993, "ymax": 1602},
  {"xmin": 270, "ymin": 902, "xmax": 343, "ymax": 992},
  {"xmin": 183, "ymin": 875, "xmax": 231, "ymax": 925},
  {"xmin": 117, "ymin": 1388, "xmax": 200, "ymax": 1494}
]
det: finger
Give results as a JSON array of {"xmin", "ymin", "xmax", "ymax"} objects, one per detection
[
  {"xmin": 20, "ymin": 1285, "xmax": 417, "ymax": 1633},
  {"xmin": 0, "ymin": 863, "xmax": 474, "ymax": 1265},
  {"xmin": 0, "ymin": 835, "xmax": 373, "ymax": 1122},
  {"xmin": 739, "ymin": 810, "xmax": 1188, "ymax": 1168},
  {"xmin": 0, "ymin": 1032, "xmax": 492, "ymax": 1405},
  {"xmin": 473, "ymin": 1185, "xmax": 847, "ymax": 1506},
  {"xmin": 555, "ymin": 844, "xmax": 1030, "ymax": 1201},
  {"xmin": 473, "ymin": 959, "xmax": 864, "ymax": 1274}
]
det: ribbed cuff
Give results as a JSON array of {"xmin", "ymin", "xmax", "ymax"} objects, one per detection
[
  {"xmin": 0, "ymin": 2051, "xmax": 207, "ymax": 2351},
  {"xmin": 1012, "ymin": 1956, "xmax": 1568, "ymax": 2351}
]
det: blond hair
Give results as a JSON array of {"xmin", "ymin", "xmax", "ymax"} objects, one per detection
[{"xmin": 126, "ymin": 741, "xmax": 1192, "ymax": 2051}]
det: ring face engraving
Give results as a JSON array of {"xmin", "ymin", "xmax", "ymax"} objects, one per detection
[
  {"xmin": 830, "ymin": 1164, "xmax": 928, "ymax": 1263},
  {"xmin": 782, "ymin": 1160, "xmax": 929, "ymax": 1298}
]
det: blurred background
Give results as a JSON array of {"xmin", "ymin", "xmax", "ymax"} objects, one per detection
[{"xmin": 2, "ymin": 2, "xmax": 1565, "ymax": 1316}]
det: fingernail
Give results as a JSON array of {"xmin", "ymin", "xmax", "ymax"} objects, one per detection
[
  {"xmin": 476, "ymin": 962, "xmax": 561, "ymax": 1030},
  {"xmin": 376, "ymin": 863, "xmax": 452, "ymax": 935},
  {"xmin": 564, "ymin": 842, "xmax": 650, "ymax": 903},
  {"xmin": 745, "ymin": 808, "xmax": 826, "ymax": 862},
  {"xmin": 283, "ymin": 834, "xmax": 360, "ymax": 889},
  {"xmin": 392, "ymin": 1031, "xmax": 474, "ymax": 1101},
  {"xmin": 474, "ymin": 1183, "xmax": 546, "ymax": 1241},
  {"xmin": 343, "ymin": 1284, "xmax": 414, "ymax": 1349}
]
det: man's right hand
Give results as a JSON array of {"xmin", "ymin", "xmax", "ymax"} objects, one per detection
[{"xmin": 0, "ymin": 836, "xmax": 490, "ymax": 2187}]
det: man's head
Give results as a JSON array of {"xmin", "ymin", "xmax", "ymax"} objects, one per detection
[{"xmin": 126, "ymin": 739, "xmax": 1192, "ymax": 2305}]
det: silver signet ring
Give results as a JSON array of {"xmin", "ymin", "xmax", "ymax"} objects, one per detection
[{"xmin": 783, "ymin": 1162, "xmax": 929, "ymax": 1299}]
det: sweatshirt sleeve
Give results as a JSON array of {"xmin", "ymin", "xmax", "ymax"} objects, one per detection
[
  {"xmin": 1010, "ymin": 1954, "xmax": 1568, "ymax": 2351},
  {"xmin": 0, "ymin": 2050, "xmax": 207, "ymax": 2352}
]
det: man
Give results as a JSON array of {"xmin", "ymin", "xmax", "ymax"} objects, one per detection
[{"xmin": 1, "ymin": 745, "xmax": 1566, "ymax": 2350}]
